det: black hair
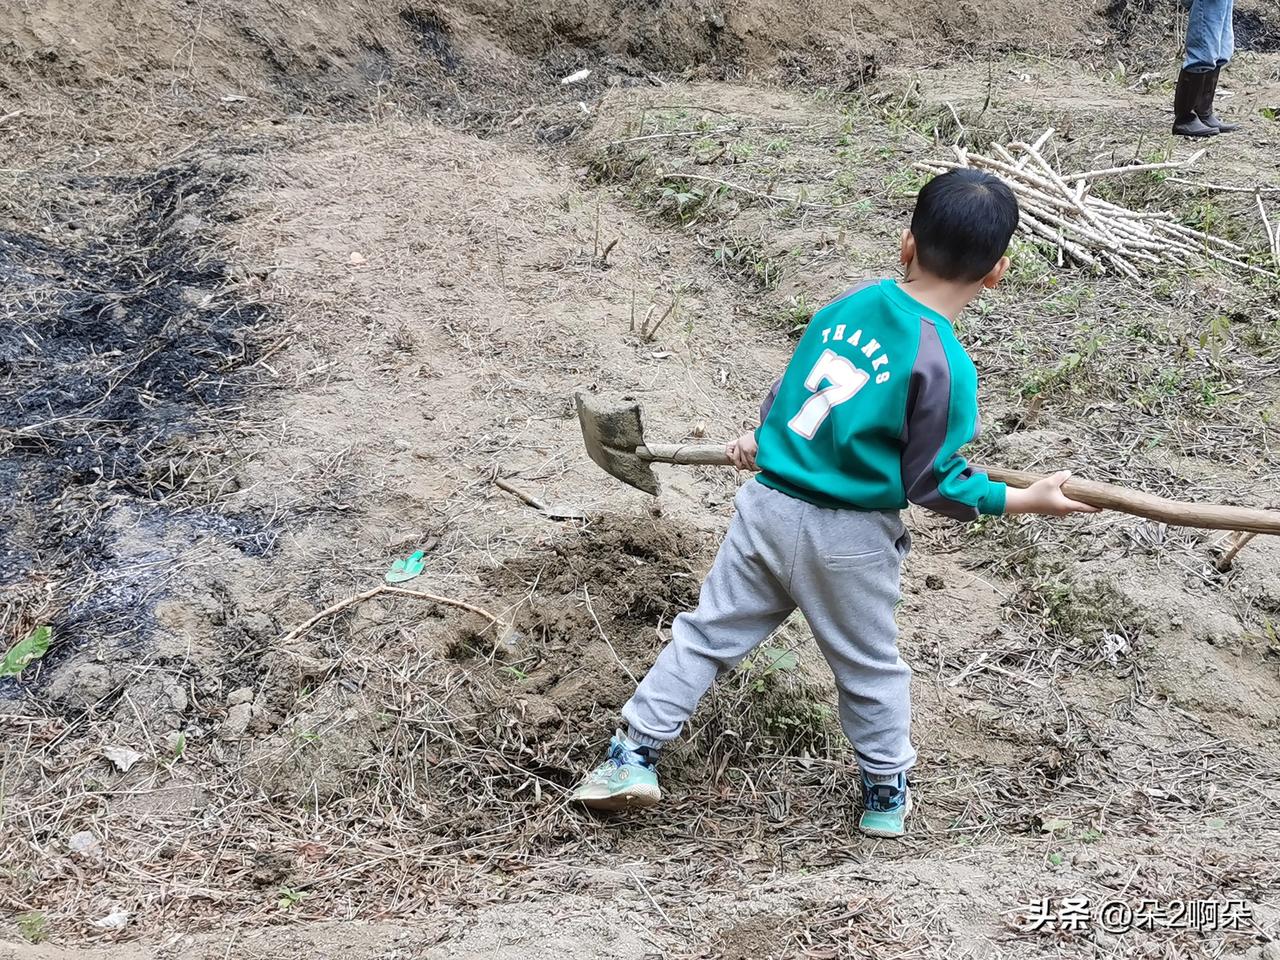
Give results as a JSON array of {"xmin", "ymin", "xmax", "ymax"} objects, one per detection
[{"xmin": 910, "ymin": 169, "xmax": 1019, "ymax": 283}]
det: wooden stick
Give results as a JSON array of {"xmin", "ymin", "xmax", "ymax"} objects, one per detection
[
  {"xmin": 1017, "ymin": 211, "xmax": 1103, "ymax": 268},
  {"xmin": 1215, "ymin": 531, "xmax": 1258, "ymax": 571},
  {"xmin": 1166, "ymin": 177, "xmax": 1280, "ymax": 194},
  {"xmin": 1017, "ymin": 141, "xmax": 1120, "ymax": 244},
  {"xmin": 495, "ymin": 477, "xmax": 548, "ymax": 511},
  {"xmin": 1012, "ymin": 128, "xmax": 1055, "ymax": 172},
  {"xmin": 281, "ymin": 585, "xmax": 499, "ymax": 644},
  {"xmin": 979, "ymin": 466, "xmax": 1280, "ymax": 535},
  {"xmin": 1258, "ymin": 191, "xmax": 1280, "ymax": 268},
  {"xmin": 1062, "ymin": 149, "xmax": 1207, "ymax": 183}
]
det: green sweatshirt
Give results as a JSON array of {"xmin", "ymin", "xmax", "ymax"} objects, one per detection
[{"xmin": 755, "ymin": 278, "xmax": 1006, "ymax": 520}]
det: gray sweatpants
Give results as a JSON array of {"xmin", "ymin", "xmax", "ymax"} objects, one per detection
[{"xmin": 622, "ymin": 478, "xmax": 915, "ymax": 775}]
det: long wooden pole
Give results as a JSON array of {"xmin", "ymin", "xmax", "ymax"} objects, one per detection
[
  {"xmin": 632, "ymin": 444, "xmax": 1280, "ymax": 535},
  {"xmin": 979, "ymin": 465, "xmax": 1280, "ymax": 535}
]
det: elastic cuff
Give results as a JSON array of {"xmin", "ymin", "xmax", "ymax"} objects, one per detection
[
  {"xmin": 624, "ymin": 726, "xmax": 668, "ymax": 750},
  {"xmin": 978, "ymin": 480, "xmax": 1007, "ymax": 516}
]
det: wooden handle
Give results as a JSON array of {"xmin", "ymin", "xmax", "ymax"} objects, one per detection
[
  {"xmin": 979, "ymin": 465, "xmax": 1280, "ymax": 535},
  {"xmin": 635, "ymin": 441, "xmax": 1280, "ymax": 535},
  {"xmin": 494, "ymin": 477, "xmax": 548, "ymax": 511},
  {"xmin": 640, "ymin": 442, "xmax": 734, "ymax": 466}
]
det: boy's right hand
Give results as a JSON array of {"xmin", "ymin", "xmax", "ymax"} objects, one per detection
[
  {"xmin": 1004, "ymin": 470, "xmax": 1101, "ymax": 517},
  {"xmin": 726, "ymin": 432, "xmax": 759, "ymax": 471}
]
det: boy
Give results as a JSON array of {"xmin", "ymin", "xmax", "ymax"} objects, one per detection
[{"xmin": 570, "ymin": 169, "xmax": 1099, "ymax": 838}]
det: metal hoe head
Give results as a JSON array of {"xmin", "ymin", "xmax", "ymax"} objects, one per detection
[{"xmin": 575, "ymin": 392, "xmax": 660, "ymax": 496}]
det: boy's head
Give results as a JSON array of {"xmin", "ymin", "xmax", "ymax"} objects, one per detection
[{"xmin": 902, "ymin": 169, "xmax": 1019, "ymax": 288}]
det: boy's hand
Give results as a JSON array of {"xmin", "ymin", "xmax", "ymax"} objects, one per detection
[
  {"xmin": 1004, "ymin": 470, "xmax": 1101, "ymax": 517},
  {"xmin": 726, "ymin": 432, "xmax": 759, "ymax": 471}
]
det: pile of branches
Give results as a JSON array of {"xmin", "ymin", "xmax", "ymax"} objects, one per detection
[{"xmin": 914, "ymin": 129, "xmax": 1273, "ymax": 279}]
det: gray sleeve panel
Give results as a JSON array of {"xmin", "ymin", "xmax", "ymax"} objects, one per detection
[
  {"xmin": 827, "ymin": 277, "xmax": 881, "ymax": 308},
  {"xmin": 759, "ymin": 377, "xmax": 783, "ymax": 423},
  {"xmin": 900, "ymin": 319, "xmax": 979, "ymax": 521}
]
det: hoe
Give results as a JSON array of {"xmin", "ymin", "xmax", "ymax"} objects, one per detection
[{"xmin": 575, "ymin": 392, "xmax": 1280, "ymax": 539}]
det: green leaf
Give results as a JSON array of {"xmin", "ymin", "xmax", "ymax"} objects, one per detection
[
  {"xmin": 1207, "ymin": 817, "xmax": 1227, "ymax": 830},
  {"xmin": 1048, "ymin": 852, "xmax": 1065, "ymax": 866},
  {"xmin": 0, "ymin": 626, "xmax": 52, "ymax": 678},
  {"xmin": 756, "ymin": 646, "xmax": 798, "ymax": 674}
]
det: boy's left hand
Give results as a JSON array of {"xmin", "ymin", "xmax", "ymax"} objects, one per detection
[{"xmin": 726, "ymin": 432, "xmax": 759, "ymax": 471}]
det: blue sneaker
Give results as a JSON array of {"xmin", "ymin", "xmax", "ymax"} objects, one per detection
[
  {"xmin": 858, "ymin": 771, "xmax": 912, "ymax": 838},
  {"xmin": 569, "ymin": 731, "xmax": 661, "ymax": 810}
]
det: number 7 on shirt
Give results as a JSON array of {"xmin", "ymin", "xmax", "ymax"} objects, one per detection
[{"xmin": 787, "ymin": 348, "xmax": 870, "ymax": 440}]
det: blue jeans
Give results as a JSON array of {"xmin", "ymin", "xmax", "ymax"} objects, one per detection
[{"xmin": 1184, "ymin": 0, "xmax": 1234, "ymax": 72}]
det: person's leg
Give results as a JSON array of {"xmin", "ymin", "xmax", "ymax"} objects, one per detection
[
  {"xmin": 1194, "ymin": 0, "xmax": 1241, "ymax": 131},
  {"xmin": 788, "ymin": 504, "xmax": 915, "ymax": 835},
  {"xmin": 1215, "ymin": 0, "xmax": 1234, "ymax": 69},
  {"xmin": 622, "ymin": 480, "xmax": 798, "ymax": 746},
  {"xmin": 572, "ymin": 481, "xmax": 798, "ymax": 809},
  {"xmin": 1176, "ymin": 0, "xmax": 1223, "ymax": 136},
  {"xmin": 1183, "ymin": 0, "xmax": 1226, "ymax": 72}
]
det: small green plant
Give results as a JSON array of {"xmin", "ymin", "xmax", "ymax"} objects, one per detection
[
  {"xmin": 660, "ymin": 183, "xmax": 706, "ymax": 221},
  {"xmin": 741, "ymin": 645, "xmax": 799, "ymax": 692},
  {"xmin": 277, "ymin": 887, "xmax": 310, "ymax": 910},
  {"xmin": 882, "ymin": 167, "xmax": 930, "ymax": 198},
  {"xmin": 1261, "ymin": 106, "xmax": 1278, "ymax": 122},
  {"xmin": 1005, "ymin": 237, "xmax": 1056, "ymax": 286},
  {"xmin": 764, "ymin": 699, "xmax": 832, "ymax": 741},
  {"xmin": 711, "ymin": 236, "xmax": 782, "ymax": 290},
  {"xmin": 0, "ymin": 626, "xmax": 52, "ymax": 678},
  {"xmin": 18, "ymin": 911, "xmax": 48, "ymax": 944},
  {"xmin": 1183, "ymin": 198, "xmax": 1225, "ymax": 235},
  {"xmin": 779, "ymin": 294, "xmax": 813, "ymax": 330},
  {"xmin": 1020, "ymin": 334, "xmax": 1106, "ymax": 398},
  {"xmin": 1047, "ymin": 851, "xmax": 1065, "ymax": 866},
  {"xmin": 1191, "ymin": 313, "xmax": 1232, "ymax": 364},
  {"xmin": 764, "ymin": 136, "xmax": 792, "ymax": 155}
]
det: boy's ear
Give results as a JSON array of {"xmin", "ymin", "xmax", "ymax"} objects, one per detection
[
  {"xmin": 981, "ymin": 255, "xmax": 1011, "ymax": 289},
  {"xmin": 899, "ymin": 228, "xmax": 915, "ymax": 267}
]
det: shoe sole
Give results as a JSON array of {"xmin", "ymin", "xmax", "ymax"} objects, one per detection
[
  {"xmin": 573, "ymin": 784, "xmax": 661, "ymax": 812},
  {"xmin": 859, "ymin": 788, "xmax": 912, "ymax": 839}
]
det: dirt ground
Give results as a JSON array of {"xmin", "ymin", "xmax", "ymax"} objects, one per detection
[{"xmin": 3, "ymin": 1, "xmax": 1280, "ymax": 958}]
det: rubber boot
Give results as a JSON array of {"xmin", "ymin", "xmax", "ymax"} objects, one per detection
[
  {"xmin": 1173, "ymin": 69, "xmax": 1218, "ymax": 138},
  {"xmin": 1197, "ymin": 67, "xmax": 1240, "ymax": 133}
]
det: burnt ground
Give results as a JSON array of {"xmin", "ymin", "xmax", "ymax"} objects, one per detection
[
  {"xmin": 2, "ymin": 1, "xmax": 1280, "ymax": 959},
  {"xmin": 0, "ymin": 160, "xmax": 277, "ymax": 698}
]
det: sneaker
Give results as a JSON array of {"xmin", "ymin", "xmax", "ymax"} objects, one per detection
[
  {"xmin": 858, "ymin": 771, "xmax": 912, "ymax": 838},
  {"xmin": 569, "ymin": 731, "xmax": 661, "ymax": 811}
]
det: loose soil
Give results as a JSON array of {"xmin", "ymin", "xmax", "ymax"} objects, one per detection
[{"xmin": 2, "ymin": 1, "xmax": 1280, "ymax": 959}]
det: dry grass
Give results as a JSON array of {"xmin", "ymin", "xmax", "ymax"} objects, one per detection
[{"xmin": 3, "ymin": 46, "xmax": 1280, "ymax": 960}]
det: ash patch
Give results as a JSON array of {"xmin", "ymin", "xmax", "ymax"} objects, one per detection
[
  {"xmin": 1235, "ymin": 8, "xmax": 1280, "ymax": 52},
  {"xmin": 399, "ymin": 8, "xmax": 459, "ymax": 73},
  {"xmin": 0, "ymin": 158, "xmax": 274, "ymax": 699}
]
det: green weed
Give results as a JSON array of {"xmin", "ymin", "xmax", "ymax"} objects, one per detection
[
  {"xmin": 277, "ymin": 888, "xmax": 310, "ymax": 910},
  {"xmin": 710, "ymin": 236, "xmax": 783, "ymax": 289},
  {"xmin": 18, "ymin": 912, "xmax": 48, "ymax": 944}
]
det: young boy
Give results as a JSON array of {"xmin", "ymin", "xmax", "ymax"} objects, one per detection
[{"xmin": 570, "ymin": 169, "xmax": 1099, "ymax": 837}]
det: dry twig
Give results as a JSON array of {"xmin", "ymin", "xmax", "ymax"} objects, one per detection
[{"xmin": 915, "ymin": 131, "xmax": 1277, "ymax": 279}]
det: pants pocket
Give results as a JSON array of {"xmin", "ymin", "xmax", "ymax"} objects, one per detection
[
  {"xmin": 895, "ymin": 528, "xmax": 913, "ymax": 560},
  {"xmin": 824, "ymin": 549, "xmax": 891, "ymax": 571}
]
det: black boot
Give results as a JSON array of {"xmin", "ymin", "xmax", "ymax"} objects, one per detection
[
  {"xmin": 1197, "ymin": 67, "xmax": 1240, "ymax": 133},
  {"xmin": 1173, "ymin": 69, "xmax": 1218, "ymax": 138}
]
